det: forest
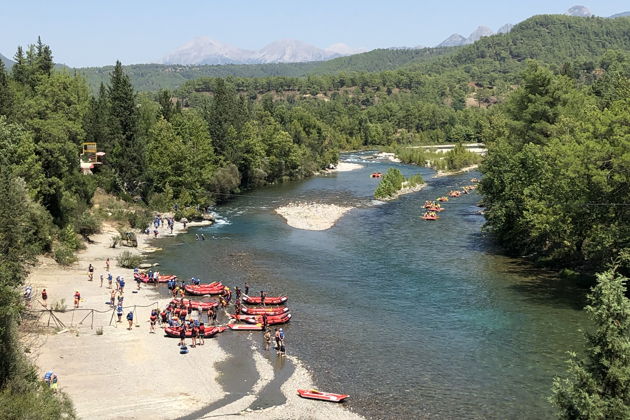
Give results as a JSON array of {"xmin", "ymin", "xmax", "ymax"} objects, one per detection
[{"xmin": 0, "ymin": 13, "xmax": 628, "ymax": 417}]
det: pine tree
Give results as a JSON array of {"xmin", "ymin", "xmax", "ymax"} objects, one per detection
[
  {"xmin": 35, "ymin": 36, "xmax": 54, "ymax": 76},
  {"xmin": 0, "ymin": 61, "xmax": 13, "ymax": 117},
  {"xmin": 11, "ymin": 46, "xmax": 27, "ymax": 85},
  {"xmin": 551, "ymin": 269, "xmax": 630, "ymax": 419},
  {"xmin": 107, "ymin": 61, "xmax": 143, "ymax": 195}
]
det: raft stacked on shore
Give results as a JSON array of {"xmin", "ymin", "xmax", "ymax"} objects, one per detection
[
  {"xmin": 242, "ymin": 294, "xmax": 288, "ymax": 305},
  {"xmin": 165, "ymin": 326, "xmax": 226, "ymax": 338},
  {"xmin": 134, "ymin": 273, "xmax": 177, "ymax": 283},
  {"xmin": 184, "ymin": 282, "xmax": 225, "ymax": 295}
]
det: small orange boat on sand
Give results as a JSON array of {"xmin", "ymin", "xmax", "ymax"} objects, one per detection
[
  {"xmin": 297, "ymin": 389, "xmax": 349, "ymax": 403},
  {"xmin": 371, "ymin": 172, "xmax": 382, "ymax": 178}
]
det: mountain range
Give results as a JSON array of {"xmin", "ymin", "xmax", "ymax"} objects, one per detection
[
  {"xmin": 434, "ymin": 6, "xmax": 630, "ymax": 48},
  {"xmin": 161, "ymin": 37, "xmax": 364, "ymax": 65}
]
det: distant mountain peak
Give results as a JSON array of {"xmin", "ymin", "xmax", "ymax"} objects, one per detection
[
  {"xmin": 497, "ymin": 24, "xmax": 514, "ymax": 34},
  {"xmin": 437, "ymin": 34, "xmax": 467, "ymax": 47},
  {"xmin": 566, "ymin": 5, "xmax": 593, "ymax": 17},
  {"xmin": 437, "ymin": 26, "xmax": 494, "ymax": 48},
  {"xmin": 162, "ymin": 37, "xmax": 357, "ymax": 65},
  {"xmin": 467, "ymin": 26, "xmax": 494, "ymax": 43}
]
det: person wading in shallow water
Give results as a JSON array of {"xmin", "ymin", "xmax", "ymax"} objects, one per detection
[{"xmin": 263, "ymin": 329, "xmax": 272, "ymax": 351}]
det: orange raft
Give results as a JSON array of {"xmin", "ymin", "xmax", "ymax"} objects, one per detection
[
  {"xmin": 297, "ymin": 389, "xmax": 349, "ymax": 403},
  {"xmin": 421, "ymin": 212, "xmax": 439, "ymax": 221}
]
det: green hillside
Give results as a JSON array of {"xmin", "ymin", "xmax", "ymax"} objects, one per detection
[{"xmin": 77, "ymin": 47, "xmax": 453, "ymax": 91}]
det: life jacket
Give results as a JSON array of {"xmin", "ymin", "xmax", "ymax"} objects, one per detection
[
  {"xmin": 126, "ymin": 312, "xmax": 133, "ymax": 320},
  {"xmin": 42, "ymin": 291, "xmax": 47, "ymax": 299}
]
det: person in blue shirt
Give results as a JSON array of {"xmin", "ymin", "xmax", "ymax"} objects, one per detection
[
  {"xmin": 126, "ymin": 311, "xmax": 134, "ymax": 330},
  {"xmin": 119, "ymin": 277, "xmax": 125, "ymax": 293},
  {"xmin": 107, "ymin": 272, "xmax": 113, "ymax": 289},
  {"xmin": 43, "ymin": 371, "xmax": 58, "ymax": 389},
  {"xmin": 116, "ymin": 305, "xmax": 123, "ymax": 322}
]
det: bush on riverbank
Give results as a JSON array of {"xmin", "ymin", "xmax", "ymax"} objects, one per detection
[
  {"xmin": 374, "ymin": 168, "xmax": 423, "ymax": 199},
  {"xmin": 117, "ymin": 250, "xmax": 144, "ymax": 269},
  {"xmin": 395, "ymin": 144, "xmax": 481, "ymax": 171}
]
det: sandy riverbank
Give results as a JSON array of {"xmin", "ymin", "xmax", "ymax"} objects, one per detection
[
  {"xmin": 275, "ymin": 203, "xmax": 354, "ymax": 231},
  {"xmin": 26, "ymin": 218, "xmax": 361, "ymax": 419},
  {"xmin": 378, "ymin": 182, "xmax": 427, "ymax": 202},
  {"xmin": 434, "ymin": 164, "xmax": 480, "ymax": 178},
  {"xmin": 329, "ymin": 161, "xmax": 364, "ymax": 172}
]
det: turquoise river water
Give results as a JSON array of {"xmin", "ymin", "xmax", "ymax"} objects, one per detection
[{"xmin": 155, "ymin": 152, "xmax": 588, "ymax": 419}]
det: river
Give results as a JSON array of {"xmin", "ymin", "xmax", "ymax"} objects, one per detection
[{"xmin": 155, "ymin": 152, "xmax": 588, "ymax": 419}]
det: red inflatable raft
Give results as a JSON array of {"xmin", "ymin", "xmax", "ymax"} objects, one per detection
[
  {"xmin": 421, "ymin": 214, "xmax": 439, "ymax": 221},
  {"xmin": 241, "ymin": 306, "xmax": 290, "ymax": 316},
  {"xmin": 297, "ymin": 389, "xmax": 349, "ymax": 403},
  {"xmin": 244, "ymin": 313, "xmax": 291, "ymax": 325},
  {"xmin": 185, "ymin": 283, "xmax": 224, "ymax": 296},
  {"xmin": 164, "ymin": 326, "xmax": 226, "ymax": 338},
  {"xmin": 170, "ymin": 299, "xmax": 218, "ymax": 310},
  {"xmin": 231, "ymin": 313, "xmax": 291, "ymax": 323},
  {"xmin": 426, "ymin": 206, "xmax": 444, "ymax": 212},
  {"xmin": 227, "ymin": 324, "xmax": 263, "ymax": 331},
  {"xmin": 134, "ymin": 273, "xmax": 177, "ymax": 283},
  {"xmin": 242, "ymin": 295, "xmax": 288, "ymax": 305}
]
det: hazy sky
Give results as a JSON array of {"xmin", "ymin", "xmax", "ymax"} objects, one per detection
[{"xmin": 1, "ymin": 1, "xmax": 628, "ymax": 67}]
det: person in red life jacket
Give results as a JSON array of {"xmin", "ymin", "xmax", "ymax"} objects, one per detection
[
  {"xmin": 73, "ymin": 291, "xmax": 81, "ymax": 308},
  {"xmin": 149, "ymin": 309, "xmax": 158, "ymax": 333},
  {"xmin": 179, "ymin": 325, "xmax": 186, "ymax": 347},
  {"xmin": 160, "ymin": 309, "xmax": 168, "ymax": 325},
  {"xmin": 187, "ymin": 301, "xmax": 193, "ymax": 313},
  {"xmin": 234, "ymin": 299, "xmax": 242, "ymax": 315},
  {"xmin": 180, "ymin": 308, "xmax": 188, "ymax": 321},
  {"xmin": 198, "ymin": 323, "xmax": 206, "ymax": 345},
  {"xmin": 174, "ymin": 307, "xmax": 181, "ymax": 319},
  {"xmin": 191, "ymin": 324, "xmax": 198, "ymax": 348},
  {"xmin": 41, "ymin": 289, "xmax": 48, "ymax": 308}
]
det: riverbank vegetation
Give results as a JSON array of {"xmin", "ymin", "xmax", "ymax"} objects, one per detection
[
  {"xmin": 374, "ymin": 168, "xmax": 424, "ymax": 199},
  {"xmin": 394, "ymin": 144, "xmax": 482, "ymax": 171},
  {"xmin": 551, "ymin": 268, "xmax": 630, "ymax": 419},
  {"xmin": 479, "ymin": 61, "xmax": 630, "ymax": 273}
]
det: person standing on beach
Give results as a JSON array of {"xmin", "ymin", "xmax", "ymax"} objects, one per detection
[
  {"xmin": 73, "ymin": 291, "xmax": 80, "ymax": 308},
  {"xmin": 105, "ymin": 257, "xmax": 110, "ymax": 272},
  {"xmin": 262, "ymin": 313, "xmax": 268, "ymax": 331},
  {"xmin": 88, "ymin": 264, "xmax": 94, "ymax": 281},
  {"xmin": 179, "ymin": 325, "xmax": 186, "ymax": 347},
  {"xmin": 274, "ymin": 328, "xmax": 281, "ymax": 351},
  {"xmin": 116, "ymin": 304, "xmax": 123, "ymax": 322},
  {"xmin": 149, "ymin": 310, "xmax": 158, "ymax": 333},
  {"xmin": 110, "ymin": 290, "xmax": 116, "ymax": 306},
  {"xmin": 207, "ymin": 308, "xmax": 215, "ymax": 325},
  {"xmin": 198, "ymin": 323, "xmax": 205, "ymax": 345},
  {"xmin": 126, "ymin": 311, "xmax": 134, "ymax": 330},
  {"xmin": 260, "ymin": 290, "xmax": 266, "ymax": 306},
  {"xmin": 108, "ymin": 272, "xmax": 113, "ymax": 289},
  {"xmin": 41, "ymin": 289, "xmax": 48, "ymax": 308},
  {"xmin": 119, "ymin": 277, "xmax": 125, "ymax": 293},
  {"xmin": 263, "ymin": 329, "xmax": 272, "ymax": 351}
]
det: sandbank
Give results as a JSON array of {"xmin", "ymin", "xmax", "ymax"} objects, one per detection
[
  {"xmin": 434, "ymin": 164, "xmax": 480, "ymax": 178},
  {"xmin": 26, "ymin": 217, "xmax": 362, "ymax": 419},
  {"xmin": 329, "ymin": 161, "xmax": 364, "ymax": 172},
  {"xmin": 275, "ymin": 203, "xmax": 354, "ymax": 231}
]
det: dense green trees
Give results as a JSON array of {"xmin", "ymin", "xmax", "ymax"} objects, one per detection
[
  {"xmin": 480, "ymin": 62, "xmax": 629, "ymax": 272},
  {"xmin": 551, "ymin": 269, "xmax": 630, "ymax": 419}
]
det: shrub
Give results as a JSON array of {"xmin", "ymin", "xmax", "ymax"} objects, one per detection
[
  {"xmin": 117, "ymin": 250, "xmax": 144, "ymax": 269},
  {"xmin": 174, "ymin": 207, "xmax": 203, "ymax": 222},
  {"xmin": 406, "ymin": 174, "xmax": 425, "ymax": 187},
  {"xmin": 53, "ymin": 243, "xmax": 76, "ymax": 266},
  {"xmin": 74, "ymin": 211, "xmax": 101, "ymax": 238},
  {"xmin": 127, "ymin": 209, "xmax": 152, "ymax": 230},
  {"xmin": 52, "ymin": 299, "xmax": 67, "ymax": 313}
]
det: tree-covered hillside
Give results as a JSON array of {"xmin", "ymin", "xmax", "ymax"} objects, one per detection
[{"xmin": 77, "ymin": 47, "xmax": 452, "ymax": 92}]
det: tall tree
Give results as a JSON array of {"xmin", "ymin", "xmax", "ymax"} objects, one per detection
[
  {"xmin": 0, "ymin": 61, "xmax": 13, "ymax": 117},
  {"xmin": 107, "ymin": 61, "xmax": 143, "ymax": 195},
  {"xmin": 552, "ymin": 269, "xmax": 630, "ymax": 419}
]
